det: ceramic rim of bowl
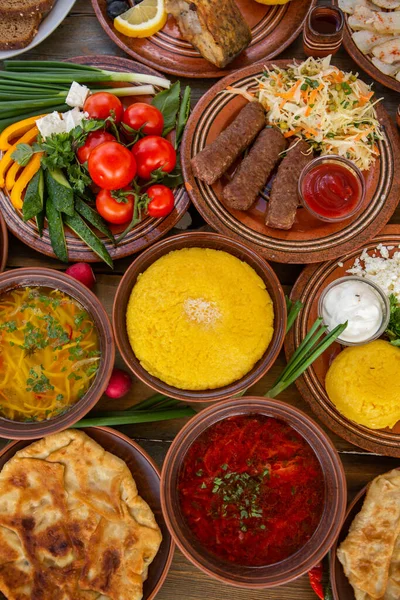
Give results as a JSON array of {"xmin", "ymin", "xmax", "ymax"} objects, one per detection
[
  {"xmin": 160, "ymin": 396, "xmax": 347, "ymax": 588},
  {"xmin": 0, "ymin": 212, "xmax": 8, "ymax": 273},
  {"xmin": 112, "ymin": 231, "xmax": 287, "ymax": 403},
  {"xmin": 0, "ymin": 268, "xmax": 115, "ymax": 439}
]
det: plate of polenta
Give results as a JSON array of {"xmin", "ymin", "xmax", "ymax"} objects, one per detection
[{"xmin": 285, "ymin": 224, "xmax": 400, "ymax": 457}]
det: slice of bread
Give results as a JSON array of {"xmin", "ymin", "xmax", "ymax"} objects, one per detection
[
  {"xmin": 0, "ymin": 0, "xmax": 54, "ymax": 16},
  {"xmin": 0, "ymin": 12, "xmax": 42, "ymax": 49}
]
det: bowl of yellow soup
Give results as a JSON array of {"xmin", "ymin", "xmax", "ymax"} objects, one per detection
[
  {"xmin": 0, "ymin": 267, "xmax": 115, "ymax": 439},
  {"xmin": 113, "ymin": 232, "xmax": 286, "ymax": 403}
]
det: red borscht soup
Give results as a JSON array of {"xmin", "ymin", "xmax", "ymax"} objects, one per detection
[{"xmin": 178, "ymin": 414, "xmax": 325, "ymax": 566}]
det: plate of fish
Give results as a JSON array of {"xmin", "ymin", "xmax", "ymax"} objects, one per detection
[
  {"xmin": 0, "ymin": 427, "xmax": 174, "ymax": 599},
  {"xmin": 330, "ymin": 467, "xmax": 400, "ymax": 600},
  {"xmin": 182, "ymin": 56, "xmax": 400, "ymax": 264},
  {"xmin": 92, "ymin": 0, "xmax": 316, "ymax": 78},
  {"xmin": 335, "ymin": 0, "xmax": 400, "ymax": 94},
  {"xmin": 286, "ymin": 224, "xmax": 400, "ymax": 456}
]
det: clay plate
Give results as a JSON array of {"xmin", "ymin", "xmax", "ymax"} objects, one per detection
[
  {"xmin": 0, "ymin": 268, "xmax": 115, "ymax": 440},
  {"xmin": 160, "ymin": 397, "xmax": 347, "ymax": 588},
  {"xmin": 181, "ymin": 61, "xmax": 400, "ymax": 264},
  {"xmin": 0, "ymin": 55, "xmax": 189, "ymax": 265},
  {"xmin": 113, "ymin": 231, "xmax": 287, "ymax": 403},
  {"xmin": 91, "ymin": 0, "xmax": 316, "ymax": 79},
  {"xmin": 0, "ymin": 427, "xmax": 174, "ymax": 600},
  {"xmin": 0, "ymin": 212, "xmax": 7, "ymax": 273},
  {"xmin": 285, "ymin": 224, "xmax": 400, "ymax": 457},
  {"xmin": 333, "ymin": 0, "xmax": 400, "ymax": 95}
]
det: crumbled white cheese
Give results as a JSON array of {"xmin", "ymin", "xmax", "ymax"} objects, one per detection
[
  {"xmin": 184, "ymin": 298, "xmax": 221, "ymax": 326},
  {"xmin": 66, "ymin": 81, "xmax": 90, "ymax": 109},
  {"xmin": 63, "ymin": 108, "xmax": 88, "ymax": 133},
  {"xmin": 36, "ymin": 112, "xmax": 66, "ymax": 139},
  {"xmin": 347, "ymin": 244, "xmax": 400, "ymax": 299}
]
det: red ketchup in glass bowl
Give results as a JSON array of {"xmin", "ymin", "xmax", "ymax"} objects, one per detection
[{"xmin": 299, "ymin": 156, "xmax": 365, "ymax": 222}]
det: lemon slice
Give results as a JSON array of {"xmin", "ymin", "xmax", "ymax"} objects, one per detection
[{"xmin": 114, "ymin": 0, "xmax": 167, "ymax": 38}]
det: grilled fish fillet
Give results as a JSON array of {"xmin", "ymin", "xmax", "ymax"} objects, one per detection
[{"xmin": 166, "ymin": 0, "xmax": 252, "ymax": 68}]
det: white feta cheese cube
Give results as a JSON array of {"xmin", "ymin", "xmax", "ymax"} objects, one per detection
[
  {"xmin": 62, "ymin": 108, "xmax": 88, "ymax": 132},
  {"xmin": 36, "ymin": 112, "xmax": 66, "ymax": 139},
  {"xmin": 66, "ymin": 81, "xmax": 90, "ymax": 108}
]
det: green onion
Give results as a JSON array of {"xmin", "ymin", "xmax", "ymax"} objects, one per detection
[
  {"xmin": 0, "ymin": 105, "xmax": 69, "ymax": 130},
  {"xmin": 266, "ymin": 320, "xmax": 347, "ymax": 398}
]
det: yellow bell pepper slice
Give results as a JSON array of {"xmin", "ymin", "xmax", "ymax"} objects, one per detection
[
  {"xmin": 0, "ymin": 126, "xmax": 39, "ymax": 188},
  {"xmin": 6, "ymin": 161, "xmax": 22, "ymax": 191},
  {"xmin": 10, "ymin": 152, "xmax": 43, "ymax": 211},
  {"xmin": 0, "ymin": 115, "xmax": 46, "ymax": 152}
]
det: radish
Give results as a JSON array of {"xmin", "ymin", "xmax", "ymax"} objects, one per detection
[
  {"xmin": 105, "ymin": 368, "xmax": 132, "ymax": 399},
  {"xmin": 66, "ymin": 263, "xmax": 96, "ymax": 289}
]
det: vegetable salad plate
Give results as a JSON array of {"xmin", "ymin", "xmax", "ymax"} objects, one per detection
[
  {"xmin": 0, "ymin": 0, "xmax": 77, "ymax": 61},
  {"xmin": 182, "ymin": 60, "xmax": 400, "ymax": 264},
  {"xmin": 0, "ymin": 427, "xmax": 175, "ymax": 600},
  {"xmin": 333, "ymin": 0, "xmax": 400, "ymax": 95},
  {"xmin": 91, "ymin": 0, "xmax": 316, "ymax": 79},
  {"xmin": 285, "ymin": 225, "xmax": 400, "ymax": 457},
  {"xmin": 0, "ymin": 55, "xmax": 189, "ymax": 265}
]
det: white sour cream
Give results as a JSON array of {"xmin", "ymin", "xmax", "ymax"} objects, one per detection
[{"xmin": 321, "ymin": 279, "xmax": 384, "ymax": 343}]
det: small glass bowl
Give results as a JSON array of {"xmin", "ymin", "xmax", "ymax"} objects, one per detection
[
  {"xmin": 298, "ymin": 156, "xmax": 365, "ymax": 223},
  {"xmin": 318, "ymin": 275, "xmax": 390, "ymax": 346}
]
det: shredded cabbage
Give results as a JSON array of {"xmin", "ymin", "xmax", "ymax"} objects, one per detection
[{"xmin": 255, "ymin": 56, "xmax": 383, "ymax": 171}]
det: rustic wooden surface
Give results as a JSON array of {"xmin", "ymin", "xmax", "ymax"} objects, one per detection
[{"xmin": 1, "ymin": 1, "xmax": 400, "ymax": 598}]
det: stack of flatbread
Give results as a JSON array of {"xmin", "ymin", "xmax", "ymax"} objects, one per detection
[
  {"xmin": 0, "ymin": 430, "xmax": 162, "ymax": 600},
  {"xmin": 337, "ymin": 469, "xmax": 400, "ymax": 600},
  {"xmin": 338, "ymin": 0, "xmax": 400, "ymax": 81}
]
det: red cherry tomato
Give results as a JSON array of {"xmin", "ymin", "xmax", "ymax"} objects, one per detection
[
  {"xmin": 76, "ymin": 130, "xmax": 116, "ymax": 164},
  {"xmin": 88, "ymin": 142, "xmax": 136, "ymax": 190},
  {"xmin": 96, "ymin": 188, "xmax": 134, "ymax": 225},
  {"xmin": 83, "ymin": 92, "xmax": 123, "ymax": 123},
  {"xmin": 122, "ymin": 103, "xmax": 164, "ymax": 138},
  {"xmin": 132, "ymin": 136, "xmax": 176, "ymax": 180},
  {"xmin": 146, "ymin": 185, "xmax": 175, "ymax": 218}
]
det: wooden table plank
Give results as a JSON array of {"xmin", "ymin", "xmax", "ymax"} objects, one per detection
[{"xmin": 1, "ymin": 2, "xmax": 400, "ymax": 598}]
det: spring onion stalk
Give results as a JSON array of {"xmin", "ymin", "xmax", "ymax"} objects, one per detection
[
  {"xmin": 285, "ymin": 298, "xmax": 303, "ymax": 334},
  {"xmin": 4, "ymin": 60, "xmax": 101, "ymax": 71},
  {"xmin": 0, "ymin": 70, "xmax": 170, "ymax": 88},
  {"xmin": 73, "ymin": 408, "xmax": 196, "ymax": 428},
  {"xmin": 266, "ymin": 320, "xmax": 347, "ymax": 398},
  {"xmin": 0, "ymin": 104, "xmax": 69, "ymax": 130}
]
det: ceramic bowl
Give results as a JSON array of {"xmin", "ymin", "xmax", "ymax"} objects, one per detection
[
  {"xmin": 160, "ymin": 397, "xmax": 347, "ymax": 588},
  {"xmin": 113, "ymin": 231, "xmax": 286, "ymax": 403},
  {"xmin": 0, "ymin": 427, "xmax": 174, "ymax": 600},
  {"xmin": 0, "ymin": 212, "xmax": 7, "ymax": 273},
  {"xmin": 0, "ymin": 268, "xmax": 115, "ymax": 439}
]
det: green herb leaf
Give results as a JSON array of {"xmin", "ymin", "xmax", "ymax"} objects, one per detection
[
  {"xmin": 11, "ymin": 143, "xmax": 34, "ymax": 166},
  {"xmin": 387, "ymin": 294, "xmax": 400, "ymax": 344},
  {"xmin": 152, "ymin": 81, "xmax": 181, "ymax": 136},
  {"xmin": 175, "ymin": 85, "xmax": 191, "ymax": 149}
]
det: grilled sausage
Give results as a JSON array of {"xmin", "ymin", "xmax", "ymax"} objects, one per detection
[
  {"xmin": 191, "ymin": 101, "xmax": 266, "ymax": 186},
  {"xmin": 265, "ymin": 140, "xmax": 313, "ymax": 230},
  {"xmin": 222, "ymin": 127, "xmax": 286, "ymax": 211}
]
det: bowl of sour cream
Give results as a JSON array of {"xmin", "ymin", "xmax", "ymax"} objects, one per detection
[{"xmin": 318, "ymin": 276, "xmax": 390, "ymax": 346}]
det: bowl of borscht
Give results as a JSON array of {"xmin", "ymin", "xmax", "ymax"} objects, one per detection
[{"xmin": 160, "ymin": 397, "xmax": 346, "ymax": 588}]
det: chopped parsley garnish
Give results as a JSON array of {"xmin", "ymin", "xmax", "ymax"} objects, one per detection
[{"xmin": 26, "ymin": 367, "xmax": 54, "ymax": 393}]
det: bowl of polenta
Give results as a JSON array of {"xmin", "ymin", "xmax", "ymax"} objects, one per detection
[{"xmin": 113, "ymin": 232, "xmax": 286, "ymax": 403}]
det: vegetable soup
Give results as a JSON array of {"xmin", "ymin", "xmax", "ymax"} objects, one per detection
[{"xmin": 0, "ymin": 286, "xmax": 100, "ymax": 422}]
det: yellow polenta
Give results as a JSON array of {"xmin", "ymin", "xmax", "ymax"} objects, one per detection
[
  {"xmin": 326, "ymin": 340, "xmax": 400, "ymax": 430},
  {"xmin": 126, "ymin": 248, "xmax": 274, "ymax": 390}
]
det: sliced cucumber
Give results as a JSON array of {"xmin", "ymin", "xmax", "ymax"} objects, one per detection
[
  {"xmin": 64, "ymin": 211, "xmax": 113, "ymax": 268},
  {"xmin": 46, "ymin": 194, "xmax": 68, "ymax": 263},
  {"xmin": 36, "ymin": 209, "xmax": 45, "ymax": 237},
  {"xmin": 45, "ymin": 168, "xmax": 74, "ymax": 216},
  {"xmin": 75, "ymin": 196, "xmax": 115, "ymax": 245},
  {"xmin": 22, "ymin": 168, "xmax": 44, "ymax": 221}
]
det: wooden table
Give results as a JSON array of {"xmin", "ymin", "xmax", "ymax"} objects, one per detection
[{"xmin": 1, "ymin": 2, "xmax": 400, "ymax": 598}]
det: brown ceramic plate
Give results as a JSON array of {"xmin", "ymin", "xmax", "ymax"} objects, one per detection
[
  {"xmin": 0, "ymin": 427, "xmax": 174, "ymax": 600},
  {"xmin": 0, "ymin": 55, "xmax": 189, "ymax": 265},
  {"xmin": 161, "ymin": 397, "xmax": 347, "ymax": 588},
  {"xmin": 182, "ymin": 61, "xmax": 400, "ymax": 264},
  {"xmin": 333, "ymin": 0, "xmax": 400, "ymax": 94},
  {"xmin": 0, "ymin": 268, "xmax": 115, "ymax": 440},
  {"xmin": 92, "ymin": 0, "xmax": 316, "ymax": 79},
  {"xmin": 113, "ymin": 231, "xmax": 287, "ymax": 403},
  {"xmin": 285, "ymin": 224, "xmax": 400, "ymax": 457},
  {"xmin": 0, "ymin": 212, "xmax": 7, "ymax": 273}
]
